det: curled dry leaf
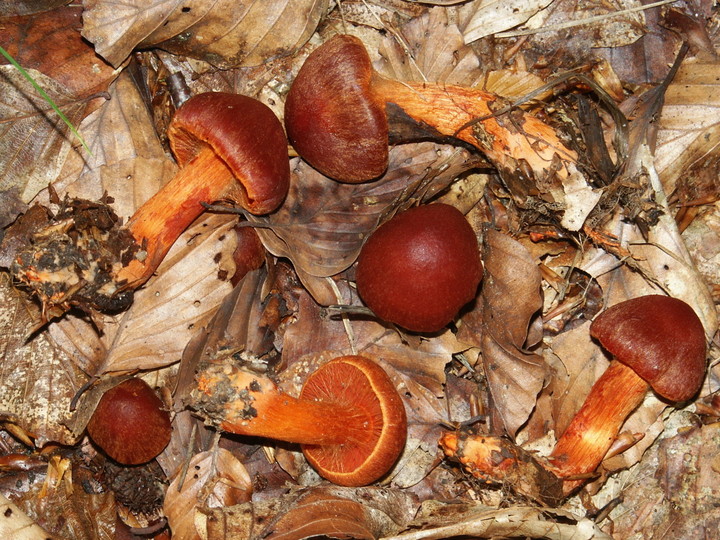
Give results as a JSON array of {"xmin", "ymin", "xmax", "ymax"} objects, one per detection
[
  {"xmin": 82, "ymin": 0, "xmax": 326, "ymax": 69},
  {"xmin": 201, "ymin": 486, "xmax": 417, "ymax": 539},
  {"xmin": 457, "ymin": 0, "xmax": 555, "ymax": 44},
  {"xmin": 164, "ymin": 449, "xmax": 253, "ymax": 540},
  {"xmin": 252, "ymin": 143, "xmax": 472, "ymax": 281},
  {"xmin": 481, "ymin": 230, "xmax": 547, "ymax": 437}
]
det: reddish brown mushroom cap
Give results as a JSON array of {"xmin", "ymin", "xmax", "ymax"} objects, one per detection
[
  {"xmin": 590, "ymin": 295, "xmax": 707, "ymax": 402},
  {"xmin": 87, "ymin": 378, "xmax": 172, "ymax": 465},
  {"xmin": 355, "ymin": 204, "xmax": 483, "ymax": 333},
  {"xmin": 169, "ymin": 92, "xmax": 290, "ymax": 215},
  {"xmin": 284, "ymin": 35, "xmax": 389, "ymax": 182},
  {"xmin": 299, "ymin": 355, "xmax": 407, "ymax": 486}
]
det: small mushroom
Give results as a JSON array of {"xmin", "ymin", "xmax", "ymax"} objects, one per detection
[
  {"xmin": 193, "ymin": 355, "xmax": 407, "ymax": 486},
  {"xmin": 549, "ymin": 295, "xmax": 707, "ymax": 489},
  {"xmin": 355, "ymin": 203, "xmax": 482, "ymax": 333},
  {"xmin": 119, "ymin": 92, "xmax": 290, "ymax": 288},
  {"xmin": 284, "ymin": 34, "xmax": 575, "ymax": 182},
  {"xmin": 86, "ymin": 378, "xmax": 172, "ymax": 465}
]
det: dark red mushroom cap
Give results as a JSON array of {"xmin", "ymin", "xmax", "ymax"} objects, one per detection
[
  {"xmin": 299, "ymin": 355, "xmax": 407, "ymax": 486},
  {"xmin": 590, "ymin": 295, "xmax": 707, "ymax": 402},
  {"xmin": 355, "ymin": 203, "xmax": 483, "ymax": 333},
  {"xmin": 284, "ymin": 34, "xmax": 389, "ymax": 182},
  {"xmin": 86, "ymin": 378, "xmax": 172, "ymax": 465},
  {"xmin": 169, "ymin": 92, "xmax": 290, "ymax": 214}
]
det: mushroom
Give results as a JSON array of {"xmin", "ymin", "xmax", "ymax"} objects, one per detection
[
  {"xmin": 549, "ymin": 295, "xmax": 707, "ymax": 489},
  {"xmin": 192, "ymin": 355, "xmax": 407, "ymax": 486},
  {"xmin": 284, "ymin": 34, "xmax": 576, "ymax": 182},
  {"xmin": 86, "ymin": 378, "xmax": 172, "ymax": 465},
  {"xmin": 355, "ymin": 203, "xmax": 482, "ymax": 333},
  {"xmin": 118, "ymin": 92, "xmax": 290, "ymax": 288}
]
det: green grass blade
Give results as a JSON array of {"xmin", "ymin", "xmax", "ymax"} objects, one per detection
[{"xmin": 0, "ymin": 45, "xmax": 92, "ymax": 155}]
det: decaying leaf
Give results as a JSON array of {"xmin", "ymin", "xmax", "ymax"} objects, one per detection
[
  {"xmin": 481, "ymin": 230, "xmax": 547, "ymax": 437},
  {"xmin": 458, "ymin": 0, "xmax": 555, "ymax": 44},
  {"xmin": 82, "ymin": 0, "xmax": 327, "ymax": 69},
  {"xmin": 0, "ymin": 273, "xmax": 83, "ymax": 446},
  {"xmin": 164, "ymin": 448, "xmax": 253, "ymax": 540}
]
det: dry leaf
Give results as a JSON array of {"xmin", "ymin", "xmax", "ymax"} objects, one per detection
[
  {"xmin": 481, "ymin": 230, "xmax": 547, "ymax": 437},
  {"xmin": 253, "ymin": 143, "xmax": 472, "ymax": 281},
  {"xmin": 164, "ymin": 448, "xmax": 253, "ymax": 540},
  {"xmin": 458, "ymin": 0, "xmax": 555, "ymax": 44},
  {"xmin": 0, "ymin": 273, "xmax": 84, "ymax": 445},
  {"xmin": 655, "ymin": 57, "xmax": 720, "ymax": 195},
  {"xmin": 96, "ymin": 213, "xmax": 237, "ymax": 374},
  {"xmin": 82, "ymin": 0, "xmax": 327, "ymax": 69}
]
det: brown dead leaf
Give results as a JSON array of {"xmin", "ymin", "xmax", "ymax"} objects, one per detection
[
  {"xmin": 655, "ymin": 57, "xmax": 720, "ymax": 196},
  {"xmin": 457, "ymin": 0, "xmax": 554, "ymax": 44},
  {"xmin": 3, "ymin": 5, "xmax": 118, "ymax": 97},
  {"xmin": 481, "ymin": 230, "xmax": 547, "ymax": 437},
  {"xmin": 96, "ymin": 213, "xmax": 237, "ymax": 374},
  {"xmin": 0, "ymin": 273, "xmax": 84, "ymax": 446},
  {"xmin": 164, "ymin": 448, "xmax": 253, "ymax": 540},
  {"xmin": 252, "ymin": 143, "xmax": 472, "ymax": 287},
  {"xmin": 201, "ymin": 485, "xmax": 417, "ymax": 539},
  {"xmin": 82, "ymin": 0, "xmax": 326, "ymax": 69},
  {"xmin": 0, "ymin": 67, "xmax": 92, "ymax": 203}
]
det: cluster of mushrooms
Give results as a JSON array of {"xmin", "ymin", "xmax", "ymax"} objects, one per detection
[{"xmin": 22, "ymin": 35, "xmax": 709, "ymax": 494}]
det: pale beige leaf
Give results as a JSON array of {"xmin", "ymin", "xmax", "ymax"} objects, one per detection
[
  {"xmin": 165, "ymin": 448, "xmax": 252, "ymax": 540},
  {"xmin": 655, "ymin": 58, "xmax": 720, "ymax": 196},
  {"xmin": 0, "ymin": 67, "xmax": 85, "ymax": 203},
  {"xmin": 0, "ymin": 273, "xmax": 84, "ymax": 446},
  {"xmin": 81, "ymin": 0, "xmax": 184, "ymax": 68},
  {"xmin": 53, "ymin": 71, "xmax": 176, "ymax": 220},
  {"xmin": 458, "ymin": 0, "xmax": 555, "ymax": 44},
  {"xmin": 374, "ymin": 8, "xmax": 482, "ymax": 86},
  {"xmin": 0, "ymin": 493, "xmax": 54, "ymax": 540},
  {"xmin": 97, "ymin": 214, "xmax": 237, "ymax": 373}
]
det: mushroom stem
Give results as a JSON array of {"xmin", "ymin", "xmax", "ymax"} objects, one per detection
[
  {"xmin": 548, "ymin": 360, "xmax": 649, "ymax": 482},
  {"xmin": 372, "ymin": 75, "xmax": 577, "ymax": 178},
  {"xmin": 118, "ymin": 147, "xmax": 238, "ymax": 287},
  {"xmin": 195, "ymin": 365, "xmax": 365, "ymax": 446}
]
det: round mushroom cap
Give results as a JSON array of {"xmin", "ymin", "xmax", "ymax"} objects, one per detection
[
  {"xmin": 299, "ymin": 355, "xmax": 407, "ymax": 486},
  {"xmin": 87, "ymin": 378, "xmax": 172, "ymax": 465},
  {"xmin": 589, "ymin": 295, "xmax": 707, "ymax": 402},
  {"xmin": 355, "ymin": 204, "xmax": 483, "ymax": 333},
  {"xmin": 168, "ymin": 92, "xmax": 290, "ymax": 215},
  {"xmin": 284, "ymin": 34, "xmax": 389, "ymax": 183}
]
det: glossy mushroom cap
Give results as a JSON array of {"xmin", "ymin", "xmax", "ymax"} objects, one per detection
[
  {"xmin": 284, "ymin": 34, "xmax": 389, "ymax": 182},
  {"xmin": 169, "ymin": 92, "xmax": 290, "ymax": 214},
  {"xmin": 590, "ymin": 295, "xmax": 707, "ymax": 402},
  {"xmin": 87, "ymin": 378, "xmax": 172, "ymax": 465},
  {"xmin": 299, "ymin": 355, "xmax": 407, "ymax": 486},
  {"xmin": 355, "ymin": 204, "xmax": 483, "ymax": 333}
]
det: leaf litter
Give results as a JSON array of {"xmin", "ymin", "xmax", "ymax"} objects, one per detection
[{"xmin": 0, "ymin": 1, "xmax": 719, "ymax": 539}]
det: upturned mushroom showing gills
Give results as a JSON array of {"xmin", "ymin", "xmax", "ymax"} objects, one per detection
[
  {"xmin": 192, "ymin": 355, "xmax": 407, "ymax": 486},
  {"xmin": 549, "ymin": 295, "xmax": 707, "ymax": 490},
  {"xmin": 355, "ymin": 203, "xmax": 482, "ymax": 333},
  {"xmin": 284, "ymin": 34, "xmax": 577, "ymax": 183},
  {"xmin": 118, "ymin": 92, "xmax": 291, "ymax": 288}
]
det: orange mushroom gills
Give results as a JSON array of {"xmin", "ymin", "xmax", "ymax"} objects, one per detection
[{"xmin": 356, "ymin": 204, "xmax": 483, "ymax": 332}]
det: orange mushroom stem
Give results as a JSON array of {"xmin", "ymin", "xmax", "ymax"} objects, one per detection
[
  {"xmin": 284, "ymin": 34, "xmax": 577, "ymax": 183},
  {"xmin": 549, "ymin": 295, "xmax": 707, "ymax": 493},
  {"xmin": 119, "ymin": 92, "xmax": 290, "ymax": 288},
  {"xmin": 192, "ymin": 355, "xmax": 407, "ymax": 487}
]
